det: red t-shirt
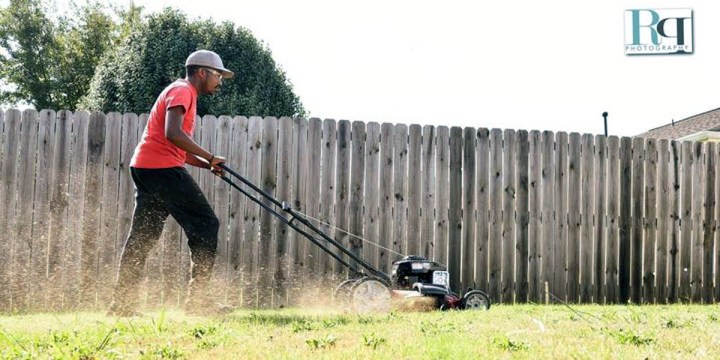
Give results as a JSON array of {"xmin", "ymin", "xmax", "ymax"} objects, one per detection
[{"xmin": 130, "ymin": 79, "xmax": 198, "ymax": 168}]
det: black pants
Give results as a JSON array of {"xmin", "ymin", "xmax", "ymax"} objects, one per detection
[{"xmin": 112, "ymin": 167, "xmax": 219, "ymax": 307}]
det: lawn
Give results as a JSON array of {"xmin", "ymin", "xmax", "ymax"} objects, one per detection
[{"xmin": 1, "ymin": 304, "xmax": 719, "ymax": 359}]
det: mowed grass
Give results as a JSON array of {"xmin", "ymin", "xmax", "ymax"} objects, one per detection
[{"xmin": 1, "ymin": 304, "xmax": 720, "ymax": 359}]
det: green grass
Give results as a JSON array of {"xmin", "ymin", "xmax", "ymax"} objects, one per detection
[{"xmin": 1, "ymin": 304, "xmax": 720, "ymax": 359}]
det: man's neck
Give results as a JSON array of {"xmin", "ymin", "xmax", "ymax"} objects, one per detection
[{"xmin": 185, "ymin": 76, "xmax": 202, "ymax": 94}]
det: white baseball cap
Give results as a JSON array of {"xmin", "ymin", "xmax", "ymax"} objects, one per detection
[{"xmin": 185, "ymin": 50, "xmax": 234, "ymax": 79}]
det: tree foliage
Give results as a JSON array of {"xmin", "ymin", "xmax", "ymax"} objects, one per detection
[{"xmin": 80, "ymin": 8, "xmax": 304, "ymax": 117}]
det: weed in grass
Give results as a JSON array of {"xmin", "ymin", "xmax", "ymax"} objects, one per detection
[
  {"xmin": 190, "ymin": 324, "xmax": 218, "ymax": 339},
  {"xmin": 603, "ymin": 328, "xmax": 655, "ymax": 346},
  {"xmin": 419, "ymin": 320, "xmax": 456, "ymax": 335},
  {"xmin": 709, "ymin": 314, "xmax": 719, "ymax": 323},
  {"xmin": 362, "ymin": 333, "xmax": 386, "ymax": 350},
  {"xmin": 305, "ymin": 334, "xmax": 337, "ymax": 350},
  {"xmin": 491, "ymin": 335, "xmax": 529, "ymax": 352},
  {"xmin": 291, "ymin": 319, "xmax": 318, "ymax": 333},
  {"xmin": 662, "ymin": 317, "xmax": 684, "ymax": 329},
  {"xmin": 141, "ymin": 342, "xmax": 184, "ymax": 359}
]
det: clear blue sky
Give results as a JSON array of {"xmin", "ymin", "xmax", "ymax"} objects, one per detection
[{"xmin": 8, "ymin": 0, "xmax": 720, "ymax": 137}]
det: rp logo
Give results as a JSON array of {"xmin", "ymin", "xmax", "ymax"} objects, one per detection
[{"xmin": 624, "ymin": 9, "xmax": 693, "ymax": 55}]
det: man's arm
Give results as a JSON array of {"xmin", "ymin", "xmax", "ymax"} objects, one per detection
[{"xmin": 165, "ymin": 106, "xmax": 218, "ymax": 168}]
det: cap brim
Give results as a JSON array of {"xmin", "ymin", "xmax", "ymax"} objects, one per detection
[{"xmin": 219, "ymin": 68, "xmax": 234, "ymax": 79}]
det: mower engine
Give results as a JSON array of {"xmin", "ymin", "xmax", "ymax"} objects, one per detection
[{"xmin": 391, "ymin": 255, "xmax": 461, "ymax": 309}]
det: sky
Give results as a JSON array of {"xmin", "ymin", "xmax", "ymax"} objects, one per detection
[{"xmin": 8, "ymin": 0, "xmax": 720, "ymax": 137}]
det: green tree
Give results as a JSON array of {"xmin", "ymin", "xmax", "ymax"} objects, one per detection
[
  {"xmin": 80, "ymin": 8, "xmax": 304, "ymax": 117},
  {"xmin": 0, "ymin": 0, "xmax": 124, "ymax": 110}
]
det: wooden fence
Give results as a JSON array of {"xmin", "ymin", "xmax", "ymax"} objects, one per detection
[{"xmin": 0, "ymin": 108, "xmax": 718, "ymax": 312}]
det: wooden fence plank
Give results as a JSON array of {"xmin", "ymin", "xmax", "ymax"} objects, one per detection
[
  {"xmin": 679, "ymin": 141, "xmax": 693, "ymax": 302},
  {"xmin": 81, "ymin": 112, "xmax": 105, "ymax": 308},
  {"xmin": 304, "ymin": 118, "xmax": 322, "ymax": 277},
  {"xmin": 259, "ymin": 117, "xmax": 278, "ymax": 301},
  {"xmin": 319, "ymin": 120, "xmax": 337, "ymax": 275},
  {"xmin": 691, "ymin": 141, "xmax": 703, "ymax": 303},
  {"xmin": 656, "ymin": 139, "xmax": 670, "ymax": 304},
  {"xmin": 47, "ymin": 111, "xmax": 74, "ymax": 310},
  {"xmin": 554, "ymin": 132, "xmax": 569, "ymax": 302},
  {"xmin": 462, "ymin": 127, "xmax": 476, "ymax": 293},
  {"xmin": 227, "ymin": 116, "xmax": 248, "ymax": 306},
  {"xmin": 290, "ymin": 117, "xmax": 308, "ymax": 278},
  {"xmin": 64, "ymin": 111, "xmax": 89, "ymax": 310},
  {"xmin": 567, "ymin": 133, "xmax": 581, "ymax": 303},
  {"xmin": 448, "ymin": 127, "xmax": 463, "ymax": 293},
  {"xmin": 362, "ymin": 122, "xmax": 380, "ymax": 266},
  {"xmin": 242, "ymin": 116, "xmax": 263, "ymax": 306},
  {"xmin": 631, "ymin": 137, "xmax": 645, "ymax": 304},
  {"xmin": 475, "ymin": 128, "xmax": 490, "ymax": 293},
  {"xmin": 488, "ymin": 129, "xmax": 503, "ymax": 303},
  {"xmin": 516, "ymin": 130, "xmax": 529, "ymax": 303},
  {"xmin": 580, "ymin": 134, "xmax": 594, "ymax": 303},
  {"xmin": 393, "ymin": 124, "xmax": 409, "ymax": 266},
  {"xmin": 0, "ymin": 109, "xmax": 21, "ymax": 310},
  {"xmin": 421, "ymin": 125, "xmax": 436, "ymax": 260},
  {"xmin": 11, "ymin": 110, "xmax": 39, "ymax": 311},
  {"xmin": 350, "ymin": 121, "xmax": 367, "ymax": 272},
  {"xmin": 542, "ymin": 131, "xmax": 556, "ymax": 303},
  {"xmin": 619, "ymin": 137, "xmax": 632, "ymax": 304},
  {"xmin": 702, "ymin": 143, "xmax": 715, "ymax": 303},
  {"xmin": 669, "ymin": 140, "xmax": 681, "ymax": 303},
  {"xmin": 716, "ymin": 143, "xmax": 720, "ymax": 303},
  {"xmin": 334, "ymin": 120, "xmax": 351, "ymax": 277},
  {"xmin": 213, "ymin": 115, "xmax": 233, "ymax": 303},
  {"xmin": 116, "ymin": 112, "xmax": 138, "ymax": 303},
  {"xmin": 407, "ymin": 125, "xmax": 422, "ymax": 256},
  {"xmin": 434, "ymin": 126, "xmax": 449, "ymax": 267},
  {"xmin": 502, "ymin": 129, "xmax": 516, "ymax": 303},
  {"xmin": 643, "ymin": 139, "xmax": 658, "ymax": 303},
  {"xmin": 528, "ymin": 131, "xmax": 542, "ymax": 302},
  {"xmin": 606, "ymin": 136, "xmax": 620, "ymax": 303},
  {"xmin": 274, "ymin": 116, "xmax": 293, "ymax": 304},
  {"xmin": 594, "ymin": 135, "xmax": 607, "ymax": 303},
  {"xmin": 378, "ymin": 123, "xmax": 395, "ymax": 271}
]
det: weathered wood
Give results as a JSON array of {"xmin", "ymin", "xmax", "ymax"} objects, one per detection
[
  {"xmin": 448, "ymin": 127, "xmax": 463, "ymax": 293},
  {"xmin": 516, "ymin": 130, "xmax": 530, "ymax": 303},
  {"xmin": 643, "ymin": 139, "xmax": 657, "ymax": 304},
  {"xmin": 393, "ymin": 124, "xmax": 409, "ymax": 266},
  {"xmin": 542, "ymin": 131, "xmax": 556, "ymax": 303},
  {"xmin": 213, "ymin": 115, "xmax": 233, "ymax": 303},
  {"xmin": 290, "ymin": 117, "xmax": 308, "ymax": 279},
  {"xmin": 434, "ymin": 126, "xmax": 449, "ymax": 267},
  {"xmin": 631, "ymin": 137, "xmax": 645, "ymax": 304},
  {"xmin": 334, "ymin": 120, "xmax": 351, "ymax": 277},
  {"xmin": 241, "ymin": 116, "xmax": 263, "ymax": 306},
  {"xmin": 11, "ymin": 110, "xmax": 39, "ymax": 311},
  {"xmin": 47, "ymin": 111, "xmax": 74, "ymax": 310},
  {"xmin": 364, "ymin": 123, "xmax": 381, "ymax": 266},
  {"xmin": 0, "ymin": 109, "xmax": 21, "ymax": 310},
  {"xmin": 567, "ymin": 133, "xmax": 582, "ymax": 303},
  {"xmin": 227, "ymin": 116, "xmax": 249, "ymax": 306},
  {"xmin": 304, "ymin": 118, "xmax": 322, "ymax": 277},
  {"xmin": 579, "ymin": 134, "xmax": 594, "ymax": 303},
  {"xmin": 407, "ymin": 125, "xmax": 422, "ymax": 256},
  {"xmin": 116, "ymin": 113, "xmax": 138, "ymax": 302},
  {"xmin": 274, "ymin": 117, "xmax": 293, "ymax": 304},
  {"xmin": 619, "ymin": 137, "xmax": 632, "ymax": 304},
  {"xmin": 593, "ymin": 135, "xmax": 607, "ymax": 304},
  {"xmin": 501, "ymin": 129, "xmax": 516, "ymax": 303},
  {"xmin": 606, "ymin": 136, "xmax": 620, "ymax": 304},
  {"xmin": 475, "ymin": 128, "xmax": 490, "ymax": 293},
  {"xmin": 554, "ymin": 132, "xmax": 569, "ymax": 302},
  {"xmin": 64, "ymin": 111, "xmax": 89, "ymax": 310},
  {"xmin": 691, "ymin": 141, "xmax": 703, "ymax": 303},
  {"xmin": 702, "ymin": 143, "xmax": 715, "ymax": 303},
  {"xmin": 669, "ymin": 140, "xmax": 681, "ymax": 303},
  {"xmin": 528, "ymin": 131, "xmax": 542, "ymax": 302},
  {"xmin": 259, "ymin": 117, "xmax": 278, "ymax": 299},
  {"xmin": 488, "ymin": 129, "xmax": 503, "ymax": 303},
  {"xmin": 421, "ymin": 126, "xmax": 436, "ymax": 261},
  {"xmin": 462, "ymin": 127, "xmax": 476, "ymax": 293},
  {"xmin": 319, "ymin": 120, "xmax": 337, "ymax": 275},
  {"xmin": 656, "ymin": 139, "xmax": 670, "ymax": 304},
  {"xmin": 716, "ymin": 143, "xmax": 720, "ymax": 303},
  {"xmin": 378, "ymin": 123, "xmax": 395, "ymax": 272},
  {"xmin": 679, "ymin": 141, "xmax": 693, "ymax": 302},
  {"xmin": 349, "ymin": 121, "xmax": 366, "ymax": 272},
  {"xmin": 81, "ymin": 112, "xmax": 105, "ymax": 308}
]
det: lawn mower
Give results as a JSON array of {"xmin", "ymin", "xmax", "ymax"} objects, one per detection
[{"xmin": 217, "ymin": 163, "xmax": 491, "ymax": 313}]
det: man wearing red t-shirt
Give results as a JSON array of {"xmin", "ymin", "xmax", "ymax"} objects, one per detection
[{"xmin": 108, "ymin": 50, "xmax": 234, "ymax": 316}]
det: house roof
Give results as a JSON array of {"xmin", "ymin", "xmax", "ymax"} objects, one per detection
[{"xmin": 636, "ymin": 107, "xmax": 720, "ymax": 139}]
